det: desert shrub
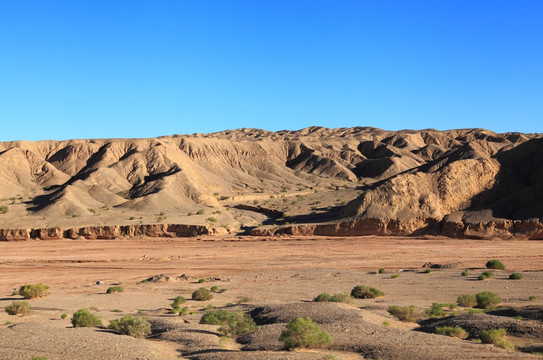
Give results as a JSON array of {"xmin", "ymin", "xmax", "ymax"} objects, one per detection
[
  {"xmin": 192, "ymin": 287, "xmax": 213, "ymax": 301},
  {"xmin": 61, "ymin": 313, "xmax": 67, "ymax": 319},
  {"xmin": 200, "ymin": 310, "xmax": 257, "ymax": 336},
  {"xmin": 187, "ymin": 212, "xmax": 194, "ymax": 216},
  {"xmin": 426, "ymin": 303, "xmax": 456, "ymax": 318},
  {"xmin": 196, "ymin": 209, "xmax": 205, "ymax": 215},
  {"xmin": 108, "ymin": 315, "xmax": 150, "ymax": 338},
  {"xmin": 423, "ymin": 268, "xmax": 432, "ymax": 274},
  {"xmin": 378, "ymin": 268, "xmax": 385, "ymax": 274},
  {"xmin": 351, "ymin": 285, "xmax": 384, "ymax": 299},
  {"xmin": 457, "ymin": 294, "xmax": 477, "ymax": 307},
  {"xmin": 172, "ymin": 296, "xmax": 186, "ymax": 308},
  {"xmin": 19, "ymin": 284, "xmax": 50, "ymax": 299},
  {"xmin": 178, "ymin": 306, "xmax": 189, "ymax": 315},
  {"xmin": 129, "ymin": 216, "xmax": 135, "ymax": 220},
  {"xmin": 480, "ymin": 328, "xmax": 514, "ymax": 349},
  {"xmin": 509, "ymin": 272, "xmax": 524, "ymax": 280},
  {"xmin": 486, "ymin": 260, "xmax": 505, "ymax": 270},
  {"xmin": 478, "ymin": 271, "xmax": 493, "ymax": 280},
  {"xmin": 476, "ymin": 292, "xmax": 501, "ymax": 309},
  {"xmin": 0, "ymin": 206, "xmax": 9, "ymax": 214},
  {"xmin": 461, "ymin": 269, "xmax": 469, "ymax": 277},
  {"xmin": 4, "ymin": 301, "xmax": 31, "ymax": 315},
  {"xmin": 390, "ymin": 273, "xmax": 400, "ymax": 279},
  {"xmin": 387, "ymin": 305, "xmax": 423, "ymax": 322},
  {"xmin": 31, "ymin": 357, "xmax": 47, "ymax": 360},
  {"xmin": 436, "ymin": 326, "xmax": 468, "ymax": 339},
  {"xmin": 106, "ymin": 286, "xmax": 124, "ymax": 294},
  {"xmin": 279, "ymin": 317, "xmax": 332, "ymax": 349},
  {"xmin": 210, "ymin": 286, "xmax": 219, "ymax": 292},
  {"xmin": 313, "ymin": 293, "xmax": 352, "ymax": 304},
  {"xmin": 71, "ymin": 309, "xmax": 103, "ymax": 327},
  {"xmin": 198, "ymin": 278, "xmax": 207, "ymax": 283},
  {"xmin": 529, "ymin": 295, "xmax": 537, "ymax": 301},
  {"xmin": 207, "ymin": 217, "xmax": 217, "ymax": 222}
]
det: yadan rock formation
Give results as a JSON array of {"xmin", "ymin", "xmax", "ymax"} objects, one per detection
[{"xmin": 0, "ymin": 127, "xmax": 542, "ymax": 240}]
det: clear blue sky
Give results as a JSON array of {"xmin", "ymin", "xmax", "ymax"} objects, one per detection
[{"xmin": 1, "ymin": 1, "xmax": 542, "ymax": 141}]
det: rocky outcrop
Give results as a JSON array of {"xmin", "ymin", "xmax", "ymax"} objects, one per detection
[
  {"xmin": 0, "ymin": 223, "xmax": 212, "ymax": 241},
  {"xmin": 251, "ymin": 217, "xmax": 543, "ymax": 239}
]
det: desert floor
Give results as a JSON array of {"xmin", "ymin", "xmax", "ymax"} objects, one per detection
[{"xmin": 1, "ymin": 236, "xmax": 542, "ymax": 359}]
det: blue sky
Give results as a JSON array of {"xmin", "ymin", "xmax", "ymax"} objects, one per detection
[{"xmin": 1, "ymin": 1, "xmax": 542, "ymax": 141}]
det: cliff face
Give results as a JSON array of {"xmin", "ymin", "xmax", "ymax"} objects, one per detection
[{"xmin": 0, "ymin": 127, "xmax": 542, "ymax": 239}]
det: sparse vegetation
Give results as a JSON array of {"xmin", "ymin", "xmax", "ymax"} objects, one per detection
[
  {"xmin": 461, "ymin": 269, "xmax": 469, "ymax": 276},
  {"xmin": 478, "ymin": 271, "xmax": 493, "ymax": 280},
  {"xmin": 426, "ymin": 303, "xmax": 456, "ymax": 318},
  {"xmin": 172, "ymin": 296, "xmax": 186, "ymax": 308},
  {"xmin": 198, "ymin": 278, "xmax": 207, "ymax": 283},
  {"xmin": 196, "ymin": 209, "xmax": 205, "ymax": 215},
  {"xmin": 207, "ymin": 217, "xmax": 217, "ymax": 222},
  {"xmin": 192, "ymin": 287, "xmax": 213, "ymax": 301},
  {"xmin": 108, "ymin": 315, "xmax": 151, "ymax": 338},
  {"xmin": 457, "ymin": 294, "xmax": 477, "ymax": 307},
  {"xmin": 313, "ymin": 293, "xmax": 353, "ymax": 304},
  {"xmin": 486, "ymin": 260, "xmax": 505, "ymax": 270},
  {"xmin": 388, "ymin": 305, "xmax": 423, "ymax": 322},
  {"xmin": 71, "ymin": 309, "xmax": 103, "ymax": 327},
  {"xmin": 31, "ymin": 357, "xmax": 48, "ymax": 360},
  {"xmin": 423, "ymin": 268, "xmax": 432, "ymax": 273},
  {"xmin": 106, "ymin": 286, "xmax": 124, "ymax": 294},
  {"xmin": 279, "ymin": 317, "xmax": 332, "ymax": 349},
  {"xmin": 476, "ymin": 291, "xmax": 501, "ymax": 309},
  {"xmin": 19, "ymin": 284, "xmax": 50, "ymax": 299},
  {"xmin": 390, "ymin": 273, "xmax": 400, "ymax": 279},
  {"xmin": 435, "ymin": 326, "xmax": 468, "ymax": 339},
  {"xmin": 4, "ymin": 301, "xmax": 31, "ymax": 316},
  {"xmin": 378, "ymin": 268, "xmax": 385, "ymax": 274},
  {"xmin": 509, "ymin": 272, "xmax": 524, "ymax": 280},
  {"xmin": 61, "ymin": 313, "xmax": 67, "ymax": 319},
  {"xmin": 0, "ymin": 206, "xmax": 10, "ymax": 214},
  {"xmin": 480, "ymin": 328, "xmax": 514, "ymax": 349},
  {"xmin": 200, "ymin": 309, "xmax": 258, "ymax": 336},
  {"xmin": 210, "ymin": 285, "xmax": 219, "ymax": 292},
  {"xmin": 529, "ymin": 295, "xmax": 537, "ymax": 301}
]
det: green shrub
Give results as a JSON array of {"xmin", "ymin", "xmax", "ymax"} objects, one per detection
[
  {"xmin": 423, "ymin": 268, "xmax": 432, "ymax": 274},
  {"xmin": 19, "ymin": 284, "xmax": 50, "ymax": 299},
  {"xmin": 486, "ymin": 260, "xmax": 505, "ymax": 270},
  {"xmin": 178, "ymin": 307, "xmax": 189, "ymax": 315},
  {"xmin": 457, "ymin": 294, "xmax": 477, "ymax": 307},
  {"xmin": 461, "ymin": 269, "xmax": 469, "ymax": 277},
  {"xmin": 196, "ymin": 209, "xmax": 205, "ymax": 215},
  {"xmin": 509, "ymin": 272, "xmax": 524, "ymax": 280},
  {"xmin": 351, "ymin": 285, "xmax": 384, "ymax": 299},
  {"xmin": 378, "ymin": 268, "xmax": 386, "ymax": 274},
  {"xmin": 61, "ymin": 313, "xmax": 67, "ymax": 319},
  {"xmin": 108, "ymin": 315, "xmax": 150, "ymax": 338},
  {"xmin": 210, "ymin": 286, "xmax": 219, "ymax": 292},
  {"xmin": 480, "ymin": 328, "xmax": 514, "ymax": 349},
  {"xmin": 426, "ymin": 303, "xmax": 456, "ymax": 318},
  {"xmin": 390, "ymin": 273, "xmax": 400, "ymax": 279},
  {"xmin": 529, "ymin": 295, "xmax": 537, "ymax": 301},
  {"xmin": 436, "ymin": 326, "xmax": 468, "ymax": 339},
  {"xmin": 313, "ymin": 293, "xmax": 353, "ymax": 303},
  {"xmin": 198, "ymin": 278, "xmax": 206, "ymax": 283},
  {"xmin": 478, "ymin": 271, "xmax": 493, "ymax": 280},
  {"xmin": 31, "ymin": 357, "xmax": 48, "ymax": 360},
  {"xmin": 71, "ymin": 309, "xmax": 103, "ymax": 327},
  {"xmin": 106, "ymin": 286, "xmax": 124, "ymax": 294},
  {"xmin": 279, "ymin": 317, "xmax": 332, "ymax": 349},
  {"xmin": 200, "ymin": 310, "xmax": 257, "ymax": 336},
  {"xmin": 0, "ymin": 206, "xmax": 8, "ymax": 214},
  {"xmin": 476, "ymin": 292, "xmax": 501, "ymax": 309},
  {"xmin": 387, "ymin": 305, "xmax": 423, "ymax": 322},
  {"xmin": 192, "ymin": 287, "xmax": 213, "ymax": 301},
  {"xmin": 4, "ymin": 301, "xmax": 31, "ymax": 315},
  {"xmin": 172, "ymin": 296, "xmax": 186, "ymax": 308}
]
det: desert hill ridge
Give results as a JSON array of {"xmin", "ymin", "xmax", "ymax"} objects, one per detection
[{"xmin": 0, "ymin": 126, "xmax": 542, "ymax": 239}]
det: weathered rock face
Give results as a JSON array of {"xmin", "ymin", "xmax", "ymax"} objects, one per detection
[
  {"xmin": 250, "ymin": 218, "xmax": 543, "ymax": 239},
  {"xmin": 0, "ymin": 224, "xmax": 211, "ymax": 241}
]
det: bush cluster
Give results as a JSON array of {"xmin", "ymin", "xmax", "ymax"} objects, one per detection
[
  {"xmin": 279, "ymin": 317, "xmax": 332, "ymax": 349},
  {"xmin": 71, "ymin": 309, "xmax": 103, "ymax": 327},
  {"xmin": 192, "ymin": 288, "xmax": 213, "ymax": 301},
  {"xmin": 108, "ymin": 315, "xmax": 151, "ymax": 338},
  {"xmin": 19, "ymin": 284, "xmax": 50, "ymax": 299},
  {"xmin": 313, "ymin": 293, "xmax": 353, "ymax": 304},
  {"xmin": 350, "ymin": 286, "xmax": 384, "ymax": 299},
  {"xmin": 387, "ymin": 305, "xmax": 423, "ymax": 322},
  {"xmin": 480, "ymin": 328, "xmax": 514, "ymax": 349},
  {"xmin": 106, "ymin": 286, "xmax": 124, "ymax": 294},
  {"xmin": 200, "ymin": 309, "xmax": 257, "ymax": 336},
  {"xmin": 5, "ymin": 301, "xmax": 31, "ymax": 316},
  {"xmin": 485, "ymin": 260, "xmax": 505, "ymax": 270},
  {"xmin": 456, "ymin": 294, "xmax": 477, "ymax": 307},
  {"xmin": 435, "ymin": 326, "xmax": 468, "ymax": 339}
]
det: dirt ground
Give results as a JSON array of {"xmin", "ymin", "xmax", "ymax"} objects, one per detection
[{"xmin": 1, "ymin": 236, "xmax": 542, "ymax": 359}]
